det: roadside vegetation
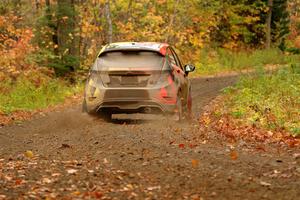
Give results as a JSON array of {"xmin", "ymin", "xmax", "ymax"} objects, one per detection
[
  {"xmin": 195, "ymin": 48, "xmax": 300, "ymax": 75},
  {"xmin": 207, "ymin": 64, "xmax": 300, "ymax": 138},
  {"xmin": 0, "ymin": 75, "xmax": 82, "ymax": 114}
]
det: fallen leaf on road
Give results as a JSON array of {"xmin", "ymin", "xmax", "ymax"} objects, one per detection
[
  {"xmin": 190, "ymin": 194, "xmax": 200, "ymax": 200},
  {"xmin": 260, "ymin": 181, "xmax": 271, "ymax": 186},
  {"xmin": 230, "ymin": 150, "xmax": 238, "ymax": 160},
  {"xmin": 169, "ymin": 141, "xmax": 175, "ymax": 145},
  {"xmin": 126, "ymin": 184, "xmax": 134, "ymax": 190},
  {"xmin": 15, "ymin": 179, "xmax": 22, "ymax": 185},
  {"xmin": 42, "ymin": 177, "xmax": 52, "ymax": 184},
  {"xmin": 66, "ymin": 169, "xmax": 77, "ymax": 174},
  {"xmin": 94, "ymin": 191, "xmax": 103, "ymax": 198},
  {"xmin": 174, "ymin": 128, "xmax": 182, "ymax": 133},
  {"xmin": 86, "ymin": 191, "xmax": 103, "ymax": 198},
  {"xmin": 24, "ymin": 150, "xmax": 34, "ymax": 158},
  {"xmin": 4, "ymin": 175, "xmax": 12, "ymax": 181},
  {"xmin": 51, "ymin": 173, "xmax": 61, "ymax": 177},
  {"xmin": 72, "ymin": 191, "xmax": 81, "ymax": 196},
  {"xmin": 191, "ymin": 159, "xmax": 199, "ymax": 168},
  {"xmin": 293, "ymin": 153, "xmax": 300, "ymax": 159},
  {"xmin": 60, "ymin": 143, "xmax": 71, "ymax": 149},
  {"xmin": 255, "ymin": 145, "xmax": 266, "ymax": 151},
  {"xmin": 147, "ymin": 186, "xmax": 161, "ymax": 191},
  {"xmin": 103, "ymin": 158, "xmax": 108, "ymax": 164}
]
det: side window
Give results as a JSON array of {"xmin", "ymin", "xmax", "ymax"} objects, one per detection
[
  {"xmin": 170, "ymin": 48, "xmax": 182, "ymax": 69},
  {"xmin": 166, "ymin": 48, "xmax": 177, "ymax": 66}
]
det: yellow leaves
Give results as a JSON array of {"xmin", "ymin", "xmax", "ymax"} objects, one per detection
[
  {"xmin": 24, "ymin": 150, "xmax": 34, "ymax": 158},
  {"xmin": 81, "ymin": 20, "xmax": 102, "ymax": 38},
  {"xmin": 223, "ymin": 41, "xmax": 238, "ymax": 50},
  {"xmin": 189, "ymin": 34, "xmax": 204, "ymax": 48},
  {"xmin": 200, "ymin": 114, "xmax": 211, "ymax": 127},
  {"xmin": 244, "ymin": 16, "xmax": 260, "ymax": 24},
  {"xmin": 157, "ymin": 0, "xmax": 167, "ymax": 5},
  {"xmin": 143, "ymin": 13, "xmax": 164, "ymax": 28},
  {"xmin": 95, "ymin": 0, "xmax": 106, "ymax": 4}
]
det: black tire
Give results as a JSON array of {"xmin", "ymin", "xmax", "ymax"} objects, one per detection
[
  {"xmin": 99, "ymin": 111, "xmax": 112, "ymax": 122},
  {"xmin": 175, "ymin": 96, "xmax": 183, "ymax": 122},
  {"xmin": 183, "ymin": 92, "xmax": 192, "ymax": 120}
]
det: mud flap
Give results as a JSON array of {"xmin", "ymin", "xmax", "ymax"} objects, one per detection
[
  {"xmin": 82, "ymin": 99, "xmax": 88, "ymax": 113},
  {"xmin": 174, "ymin": 97, "xmax": 183, "ymax": 122}
]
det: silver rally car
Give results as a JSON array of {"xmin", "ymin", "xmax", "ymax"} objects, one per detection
[{"xmin": 83, "ymin": 42, "xmax": 195, "ymax": 120}]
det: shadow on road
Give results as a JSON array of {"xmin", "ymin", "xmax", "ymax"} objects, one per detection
[{"xmin": 110, "ymin": 114, "xmax": 165, "ymax": 125}]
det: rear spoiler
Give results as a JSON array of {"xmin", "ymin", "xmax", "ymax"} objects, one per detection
[{"xmin": 97, "ymin": 46, "xmax": 167, "ymax": 57}]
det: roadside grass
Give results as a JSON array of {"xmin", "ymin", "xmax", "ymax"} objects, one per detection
[
  {"xmin": 220, "ymin": 64, "xmax": 300, "ymax": 136},
  {"xmin": 194, "ymin": 48, "xmax": 300, "ymax": 76},
  {"xmin": 0, "ymin": 75, "xmax": 83, "ymax": 114}
]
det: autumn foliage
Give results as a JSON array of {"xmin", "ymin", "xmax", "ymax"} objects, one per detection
[
  {"xmin": 0, "ymin": 0, "xmax": 299, "ymax": 77},
  {"xmin": 0, "ymin": 14, "xmax": 36, "ymax": 81}
]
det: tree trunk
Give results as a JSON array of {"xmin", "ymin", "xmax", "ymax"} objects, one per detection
[
  {"xmin": 35, "ymin": 0, "xmax": 40, "ymax": 10},
  {"xmin": 165, "ymin": 0, "xmax": 180, "ymax": 43},
  {"xmin": 105, "ymin": 0, "xmax": 113, "ymax": 44},
  {"xmin": 266, "ymin": 0, "xmax": 273, "ymax": 49},
  {"xmin": 56, "ymin": 0, "xmax": 79, "ymax": 74},
  {"xmin": 45, "ymin": 0, "xmax": 58, "ymax": 55},
  {"xmin": 45, "ymin": 0, "xmax": 50, "ymax": 13},
  {"xmin": 125, "ymin": 0, "xmax": 133, "ymax": 21}
]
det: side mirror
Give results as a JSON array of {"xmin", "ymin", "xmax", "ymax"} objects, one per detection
[{"xmin": 184, "ymin": 64, "xmax": 195, "ymax": 74}]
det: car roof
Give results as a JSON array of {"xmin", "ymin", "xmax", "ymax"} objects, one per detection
[{"xmin": 98, "ymin": 42, "xmax": 169, "ymax": 57}]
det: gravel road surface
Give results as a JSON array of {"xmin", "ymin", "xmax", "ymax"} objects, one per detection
[{"xmin": 0, "ymin": 75, "xmax": 299, "ymax": 200}]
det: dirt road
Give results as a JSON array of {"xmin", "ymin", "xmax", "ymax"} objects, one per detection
[{"xmin": 0, "ymin": 75, "xmax": 299, "ymax": 200}]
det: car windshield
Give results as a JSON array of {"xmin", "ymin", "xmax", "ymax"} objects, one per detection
[{"xmin": 93, "ymin": 51, "xmax": 164, "ymax": 71}]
